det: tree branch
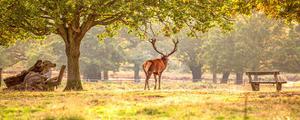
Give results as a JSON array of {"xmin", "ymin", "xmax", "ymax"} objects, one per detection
[
  {"xmin": 56, "ymin": 24, "xmax": 68, "ymax": 42},
  {"xmin": 92, "ymin": 13, "xmax": 124, "ymax": 26},
  {"xmin": 75, "ymin": 14, "xmax": 96, "ymax": 42},
  {"xmin": 19, "ymin": 19, "xmax": 50, "ymax": 36},
  {"xmin": 184, "ymin": 20, "xmax": 200, "ymax": 39}
]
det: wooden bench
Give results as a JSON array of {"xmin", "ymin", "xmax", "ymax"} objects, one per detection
[
  {"xmin": 44, "ymin": 65, "xmax": 66, "ymax": 91},
  {"xmin": 245, "ymin": 71, "xmax": 287, "ymax": 91}
]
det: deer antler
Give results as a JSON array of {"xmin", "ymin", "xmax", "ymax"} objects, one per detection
[
  {"xmin": 167, "ymin": 38, "xmax": 179, "ymax": 56},
  {"xmin": 149, "ymin": 38, "xmax": 165, "ymax": 56}
]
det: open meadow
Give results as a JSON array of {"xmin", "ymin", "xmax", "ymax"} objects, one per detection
[
  {"xmin": 0, "ymin": 1, "xmax": 299, "ymax": 120},
  {"xmin": 1, "ymin": 80, "xmax": 300, "ymax": 120}
]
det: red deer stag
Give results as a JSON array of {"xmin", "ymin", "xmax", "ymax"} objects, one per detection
[{"xmin": 143, "ymin": 38, "xmax": 179, "ymax": 90}]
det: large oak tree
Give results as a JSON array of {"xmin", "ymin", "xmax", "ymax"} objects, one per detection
[{"xmin": 0, "ymin": 0, "xmax": 234, "ymax": 90}]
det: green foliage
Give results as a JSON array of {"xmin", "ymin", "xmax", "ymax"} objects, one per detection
[
  {"xmin": 271, "ymin": 24, "xmax": 300, "ymax": 72},
  {"xmin": 253, "ymin": 0, "xmax": 299, "ymax": 23},
  {"xmin": 0, "ymin": 34, "xmax": 64, "ymax": 69},
  {"xmin": 231, "ymin": 0, "xmax": 299, "ymax": 23},
  {"xmin": 25, "ymin": 36, "xmax": 63, "ymax": 67},
  {"xmin": 0, "ymin": 42, "xmax": 29, "ymax": 68},
  {"xmin": 176, "ymin": 31, "xmax": 204, "ymax": 73},
  {"xmin": 0, "ymin": 0, "xmax": 261, "ymax": 44},
  {"xmin": 80, "ymin": 27, "xmax": 125, "ymax": 76},
  {"xmin": 204, "ymin": 13, "xmax": 300, "ymax": 73},
  {"xmin": 120, "ymin": 33, "xmax": 150, "ymax": 66}
]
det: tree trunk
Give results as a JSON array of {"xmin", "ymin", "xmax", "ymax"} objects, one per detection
[
  {"xmin": 190, "ymin": 65, "xmax": 203, "ymax": 82},
  {"xmin": 103, "ymin": 70, "xmax": 109, "ymax": 80},
  {"xmin": 235, "ymin": 72, "xmax": 244, "ymax": 84},
  {"xmin": 220, "ymin": 71, "xmax": 230, "ymax": 84},
  {"xmin": 134, "ymin": 63, "xmax": 140, "ymax": 82},
  {"xmin": 57, "ymin": 16, "xmax": 94, "ymax": 91},
  {"xmin": 64, "ymin": 38, "xmax": 83, "ymax": 91},
  {"xmin": 212, "ymin": 71, "xmax": 217, "ymax": 83}
]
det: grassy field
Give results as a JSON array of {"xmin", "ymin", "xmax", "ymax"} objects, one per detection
[{"xmin": 1, "ymin": 81, "xmax": 300, "ymax": 120}]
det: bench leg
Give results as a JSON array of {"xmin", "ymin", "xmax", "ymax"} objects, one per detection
[
  {"xmin": 251, "ymin": 83, "xmax": 260, "ymax": 91},
  {"xmin": 276, "ymin": 83, "xmax": 282, "ymax": 91}
]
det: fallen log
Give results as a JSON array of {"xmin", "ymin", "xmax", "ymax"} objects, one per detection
[
  {"xmin": 3, "ymin": 60, "xmax": 43, "ymax": 87},
  {"xmin": 3, "ymin": 60, "xmax": 65, "ymax": 91}
]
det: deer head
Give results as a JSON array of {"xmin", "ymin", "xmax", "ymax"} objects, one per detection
[{"xmin": 149, "ymin": 38, "xmax": 179, "ymax": 63}]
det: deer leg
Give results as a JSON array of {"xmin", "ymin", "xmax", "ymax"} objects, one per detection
[
  {"xmin": 144, "ymin": 73, "xmax": 148, "ymax": 90},
  {"xmin": 144, "ymin": 75, "xmax": 148, "ymax": 90},
  {"xmin": 144, "ymin": 78, "xmax": 147, "ymax": 90},
  {"xmin": 154, "ymin": 74, "xmax": 158, "ymax": 90},
  {"xmin": 158, "ymin": 73, "xmax": 162, "ymax": 90},
  {"xmin": 146, "ymin": 72, "xmax": 152, "ymax": 90}
]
